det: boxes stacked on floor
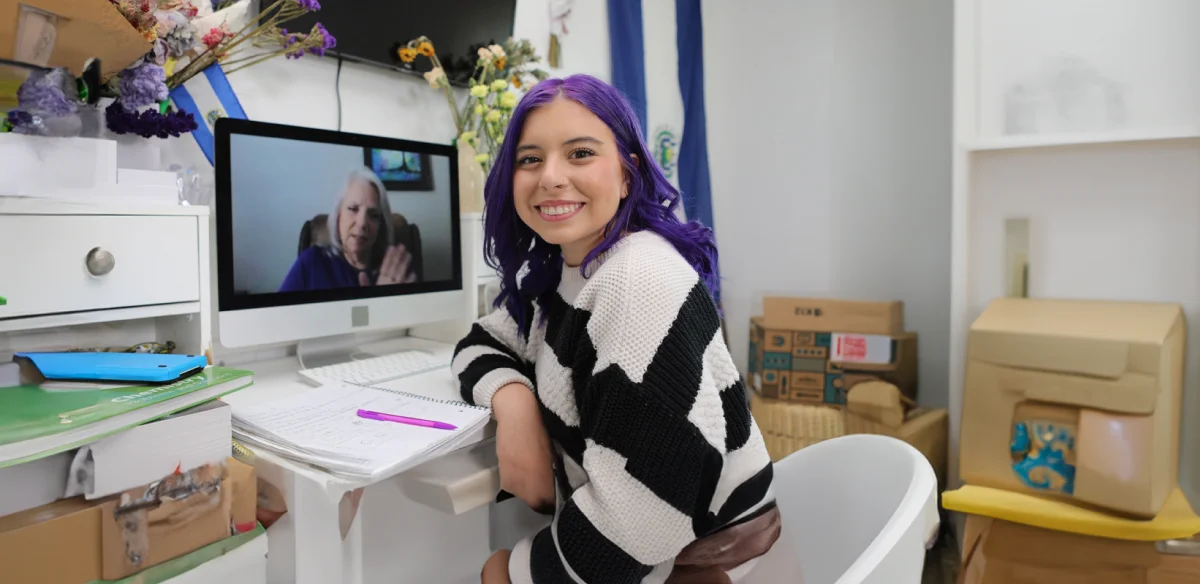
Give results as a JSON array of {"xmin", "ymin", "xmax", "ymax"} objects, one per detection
[
  {"xmin": 945, "ymin": 297, "xmax": 1200, "ymax": 582},
  {"xmin": 749, "ymin": 297, "xmax": 916, "ymax": 405},
  {"xmin": 746, "ymin": 296, "xmax": 948, "ymax": 484}
]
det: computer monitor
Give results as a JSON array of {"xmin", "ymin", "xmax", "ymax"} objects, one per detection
[{"xmin": 214, "ymin": 119, "xmax": 463, "ymax": 349}]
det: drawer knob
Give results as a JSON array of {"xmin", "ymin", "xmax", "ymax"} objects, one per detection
[{"xmin": 85, "ymin": 247, "xmax": 116, "ymax": 277}]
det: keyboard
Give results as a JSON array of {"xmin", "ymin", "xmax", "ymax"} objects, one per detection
[{"xmin": 298, "ymin": 351, "xmax": 448, "ymax": 386}]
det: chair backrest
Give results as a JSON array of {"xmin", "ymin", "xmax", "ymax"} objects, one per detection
[
  {"xmin": 751, "ymin": 434, "xmax": 939, "ymax": 584},
  {"xmin": 297, "ymin": 213, "xmax": 424, "ymax": 281}
]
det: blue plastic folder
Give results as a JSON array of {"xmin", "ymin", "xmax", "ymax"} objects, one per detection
[{"xmin": 14, "ymin": 352, "xmax": 208, "ymax": 384}]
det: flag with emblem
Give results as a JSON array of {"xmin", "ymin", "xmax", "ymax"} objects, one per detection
[
  {"xmin": 169, "ymin": 63, "xmax": 247, "ymax": 165},
  {"xmin": 608, "ymin": 0, "xmax": 713, "ymax": 229}
]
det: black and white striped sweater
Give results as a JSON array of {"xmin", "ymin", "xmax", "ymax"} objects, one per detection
[{"xmin": 452, "ymin": 231, "xmax": 775, "ymax": 584}]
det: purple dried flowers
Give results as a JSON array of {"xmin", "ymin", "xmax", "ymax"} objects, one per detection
[
  {"xmin": 279, "ymin": 23, "xmax": 335, "ymax": 59},
  {"xmin": 17, "ymin": 68, "xmax": 78, "ymax": 116},
  {"xmin": 295, "ymin": 0, "xmax": 321, "ymax": 11},
  {"xmin": 119, "ymin": 61, "xmax": 170, "ymax": 111},
  {"xmin": 279, "ymin": 28, "xmax": 303, "ymax": 59},
  {"xmin": 310, "ymin": 22, "xmax": 336, "ymax": 56},
  {"xmin": 6, "ymin": 109, "xmax": 34, "ymax": 132},
  {"xmin": 105, "ymin": 100, "xmax": 199, "ymax": 139}
]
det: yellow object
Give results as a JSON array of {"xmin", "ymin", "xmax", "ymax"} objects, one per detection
[
  {"xmin": 164, "ymin": 57, "xmax": 177, "ymax": 77},
  {"xmin": 942, "ymin": 484, "xmax": 1200, "ymax": 541},
  {"xmin": 231, "ymin": 439, "xmax": 256, "ymax": 464}
]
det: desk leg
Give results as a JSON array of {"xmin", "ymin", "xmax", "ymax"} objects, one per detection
[
  {"xmin": 288, "ymin": 474, "xmax": 360, "ymax": 584},
  {"xmin": 343, "ymin": 503, "xmax": 364, "ymax": 584}
]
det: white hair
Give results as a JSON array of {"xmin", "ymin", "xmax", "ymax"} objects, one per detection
[{"xmin": 329, "ymin": 166, "xmax": 394, "ymax": 266}]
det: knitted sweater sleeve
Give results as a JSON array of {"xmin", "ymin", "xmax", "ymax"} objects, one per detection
[
  {"xmin": 507, "ymin": 251, "xmax": 763, "ymax": 583},
  {"xmin": 452, "ymin": 308, "xmax": 534, "ymax": 409}
]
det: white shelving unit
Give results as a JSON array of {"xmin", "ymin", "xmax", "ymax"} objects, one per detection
[
  {"xmin": 950, "ymin": 0, "xmax": 1200, "ymax": 500},
  {"xmin": 0, "ymin": 198, "xmax": 212, "ymax": 358},
  {"xmin": 964, "ymin": 129, "xmax": 1200, "ymax": 152}
]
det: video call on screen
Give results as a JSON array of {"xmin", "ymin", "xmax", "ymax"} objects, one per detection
[{"xmin": 227, "ymin": 134, "xmax": 456, "ymax": 297}]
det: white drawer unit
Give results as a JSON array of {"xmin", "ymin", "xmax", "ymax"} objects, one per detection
[
  {"xmin": 0, "ymin": 215, "xmax": 200, "ymax": 318},
  {"xmin": 0, "ymin": 199, "xmax": 212, "ymax": 357}
]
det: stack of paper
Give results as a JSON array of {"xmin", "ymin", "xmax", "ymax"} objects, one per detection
[
  {"xmin": 65, "ymin": 400, "xmax": 232, "ymax": 500},
  {"xmin": 229, "ymin": 382, "xmax": 491, "ymax": 481}
]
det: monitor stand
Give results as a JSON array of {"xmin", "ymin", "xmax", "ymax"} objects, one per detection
[{"xmin": 295, "ymin": 333, "xmax": 403, "ymax": 370}]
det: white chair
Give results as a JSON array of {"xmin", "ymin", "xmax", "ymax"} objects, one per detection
[{"xmin": 745, "ymin": 434, "xmax": 940, "ymax": 584}]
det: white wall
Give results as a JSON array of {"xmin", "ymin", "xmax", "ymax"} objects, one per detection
[{"xmin": 703, "ymin": 0, "xmax": 953, "ymax": 408}]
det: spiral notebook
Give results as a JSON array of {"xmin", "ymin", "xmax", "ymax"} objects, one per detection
[{"xmin": 229, "ymin": 381, "xmax": 490, "ymax": 480}]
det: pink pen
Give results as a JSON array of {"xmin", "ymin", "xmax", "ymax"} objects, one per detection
[{"xmin": 356, "ymin": 408, "xmax": 457, "ymax": 430}]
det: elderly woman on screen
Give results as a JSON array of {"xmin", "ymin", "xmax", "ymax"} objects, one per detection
[{"xmin": 279, "ymin": 167, "xmax": 418, "ymax": 292}]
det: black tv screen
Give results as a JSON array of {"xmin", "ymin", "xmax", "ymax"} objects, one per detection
[{"xmin": 288, "ymin": 0, "xmax": 517, "ymax": 85}]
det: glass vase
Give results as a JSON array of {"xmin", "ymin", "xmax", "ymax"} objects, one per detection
[{"xmin": 457, "ymin": 140, "xmax": 486, "ymax": 213}]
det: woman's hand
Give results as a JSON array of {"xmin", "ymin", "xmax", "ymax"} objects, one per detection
[
  {"xmin": 493, "ymin": 383, "xmax": 556, "ymax": 512},
  {"xmin": 376, "ymin": 244, "xmax": 418, "ymax": 285},
  {"xmin": 482, "ymin": 549, "xmax": 512, "ymax": 584}
]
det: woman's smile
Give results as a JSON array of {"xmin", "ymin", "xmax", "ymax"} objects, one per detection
[{"xmin": 535, "ymin": 201, "xmax": 586, "ymax": 222}]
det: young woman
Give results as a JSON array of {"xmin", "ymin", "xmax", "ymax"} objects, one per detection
[{"xmin": 452, "ymin": 75, "xmax": 780, "ymax": 584}]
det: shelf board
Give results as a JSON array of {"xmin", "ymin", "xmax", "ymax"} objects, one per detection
[
  {"xmin": 0, "ymin": 301, "xmax": 201, "ymax": 333},
  {"xmin": 0, "ymin": 198, "xmax": 209, "ymax": 216},
  {"xmin": 964, "ymin": 129, "xmax": 1200, "ymax": 152}
]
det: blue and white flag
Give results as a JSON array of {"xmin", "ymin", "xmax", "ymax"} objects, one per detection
[
  {"xmin": 641, "ymin": 2, "xmax": 685, "ymax": 194},
  {"xmin": 608, "ymin": 0, "xmax": 713, "ymax": 229},
  {"xmin": 169, "ymin": 64, "xmax": 247, "ymax": 165}
]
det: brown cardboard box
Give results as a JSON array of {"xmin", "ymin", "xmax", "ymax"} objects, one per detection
[
  {"xmin": 0, "ymin": 496, "xmax": 108, "ymax": 584},
  {"xmin": 228, "ymin": 457, "xmax": 258, "ymax": 533},
  {"xmin": 0, "ymin": 0, "xmax": 150, "ymax": 76},
  {"xmin": 763, "ymin": 297, "xmax": 903, "ymax": 334},
  {"xmin": 749, "ymin": 317, "xmax": 917, "ymax": 405},
  {"xmin": 843, "ymin": 382, "xmax": 948, "ymax": 485},
  {"xmin": 99, "ymin": 473, "xmax": 233, "ymax": 579},
  {"xmin": 961, "ymin": 298, "xmax": 1186, "ymax": 518},
  {"xmin": 750, "ymin": 391, "xmax": 947, "ymax": 484},
  {"xmin": 960, "ymin": 514, "xmax": 1200, "ymax": 583}
]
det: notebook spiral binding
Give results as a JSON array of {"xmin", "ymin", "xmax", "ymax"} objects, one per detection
[{"xmin": 343, "ymin": 381, "xmax": 490, "ymax": 411}]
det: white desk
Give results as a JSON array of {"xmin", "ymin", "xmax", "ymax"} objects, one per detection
[{"xmin": 221, "ymin": 337, "xmax": 495, "ymax": 584}]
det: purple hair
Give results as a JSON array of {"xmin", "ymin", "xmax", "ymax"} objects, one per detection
[{"xmin": 483, "ymin": 74, "xmax": 719, "ymax": 335}]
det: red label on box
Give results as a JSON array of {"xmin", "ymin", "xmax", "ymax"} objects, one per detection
[
  {"xmin": 830, "ymin": 333, "xmax": 893, "ymax": 364},
  {"xmin": 835, "ymin": 335, "xmax": 867, "ymax": 360}
]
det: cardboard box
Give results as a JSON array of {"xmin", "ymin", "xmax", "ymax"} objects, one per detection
[
  {"xmin": 748, "ymin": 317, "xmax": 917, "ymax": 405},
  {"xmin": 842, "ymin": 382, "xmax": 948, "ymax": 485},
  {"xmin": 749, "ymin": 391, "xmax": 946, "ymax": 484},
  {"xmin": 961, "ymin": 514, "xmax": 1200, "ymax": 583},
  {"xmin": 961, "ymin": 298, "xmax": 1186, "ymax": 518},
  {"xmin": 0, "ymin": 0, "xmax": 150, "ymax": 76},
  {"xmin": 0, "ymin": 496, "xmax": 107, "ymax": 584},
  {"xmin": 893, "ymin": 408, "xmax": 948, "ymax": 488},
  {"xmin": 99, "ymin": 468, "xmax": 233, "ymax": 579},
  {"xmin": 763, "ymin": 297, "xmax": 903, "ymax": 334},
  {"xmin": 228, "ymin": 457, "xmax": 258, "ymax": 533}
]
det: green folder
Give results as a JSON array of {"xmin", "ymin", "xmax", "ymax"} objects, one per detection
[{"xmin": 0, "ymin": 367, "xmax": 254, "ymax": 468}]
